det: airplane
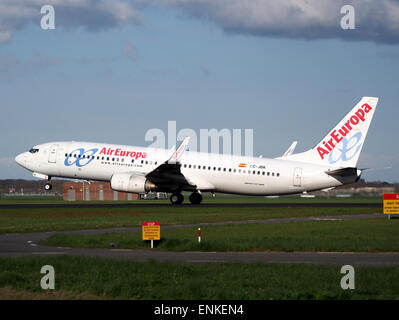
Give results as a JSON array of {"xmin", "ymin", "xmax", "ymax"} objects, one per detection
[{"xmin": 15, "ymin": 97, "xmax": 378, "ymax": 205}]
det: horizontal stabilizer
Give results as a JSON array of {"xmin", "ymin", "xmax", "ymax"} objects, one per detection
[{"xmin": 325, "ymin": 167, "xmax": 358, "ymax": 177}]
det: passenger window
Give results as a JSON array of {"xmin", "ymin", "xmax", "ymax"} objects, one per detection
[
  {"xmin": 262, "ymin": 172, "xmax": 265, "ymax": 175},
  {"xmin": 257, "ymin": 171, "xmax": 260, "ymax": 175},
  {"xmin": 277, "ymin": 173, "xmax": 280, "ymax": 177},
  {"xmin": 184, "ymin": 164, "xmax": 187, "ymax": 168},
  {"xmin": 272, "ymin": 172, "xmax": 275, "ymax": 176}
]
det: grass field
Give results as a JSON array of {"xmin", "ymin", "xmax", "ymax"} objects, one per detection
[
  {"xmin": 0, "ymin": 256, "xmax": 398, "ymax": 299},
  {"xmin": 42, "ymin": 218, "xmax": 398, "ymax": 252},
  {"xmin": 0, "ymin": 206, "xmax": 380, "ymax": 234},
  {"xmin": 0, "ymin": 194, "xmax": 383, "ymax": 204},
  {"xmin": 0, "ymin": 197, "xmax": 395, "ymax": 300}
]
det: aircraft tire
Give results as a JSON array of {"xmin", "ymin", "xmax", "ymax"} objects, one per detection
[
  {"xmin": 189, "ymin": 192, "xmax": 202, "ymax": 205},
  {"xmin": 170, "ymin": 193, "xmax": 184, "ymax": 205}
]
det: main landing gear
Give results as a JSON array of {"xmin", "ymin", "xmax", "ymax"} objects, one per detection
[
  {"xmin": 189, "ymin": 192, "xmax": 202, "ymax": 205},
  {"xmin": 169, "ymin": 192, "xmax": 203, "ymax": 205},
  {"xmin": 170, "ymin": 193, "xmax": 184, "ymax": 205}
]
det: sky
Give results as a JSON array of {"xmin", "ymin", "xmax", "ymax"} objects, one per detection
[{"xmin": 0, "ymin": 0, "xmax": 399, "ymax": 182}]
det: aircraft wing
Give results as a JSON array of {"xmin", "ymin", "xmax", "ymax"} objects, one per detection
[{"xmin": 145, "ymin": 137, "xmax": 211, "ymax": 192}]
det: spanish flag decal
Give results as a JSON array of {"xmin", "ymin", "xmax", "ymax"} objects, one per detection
[{"xmin": 238, "ymin": 163, "xmax": 247, "ymax": 168}]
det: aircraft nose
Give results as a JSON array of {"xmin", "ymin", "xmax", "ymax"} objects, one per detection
[{"xmin": 15, "ymin": 153, "xmax": 27, "ymax": 167}]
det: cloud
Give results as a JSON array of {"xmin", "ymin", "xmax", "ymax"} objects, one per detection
[
  {"xmin": 135, "ymin": 0, "xmax": 399, "ymax": 44},
  {"xmin": 2, "ymin": 1, "xmax": 399, "ymax": 45},
  {"xmin": 0, "ymin": 0, "xmax": 142, "ymax": 44}
]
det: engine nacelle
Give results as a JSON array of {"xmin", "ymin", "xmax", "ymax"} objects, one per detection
[{"xmin": 110, "ymin": 173, "xmax": 156, "ymax": 193}]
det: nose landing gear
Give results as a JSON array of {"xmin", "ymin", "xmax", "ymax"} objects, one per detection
[{"xmin": 44, "ymin": 178, "xmax": 52, "ymax": 191}]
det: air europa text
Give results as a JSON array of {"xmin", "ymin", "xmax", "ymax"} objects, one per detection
[
  {"xmin": 317, "ymin": 103, "xmax": 372, "ymax": 160},
  {"xmin": 99, "ymin": 148, "xmax": 147, "ymax": 159}
]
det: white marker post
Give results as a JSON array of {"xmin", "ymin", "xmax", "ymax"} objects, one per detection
[{"xmin": 198, "ymin": 228, "xmax": 201, "ymax": 244}]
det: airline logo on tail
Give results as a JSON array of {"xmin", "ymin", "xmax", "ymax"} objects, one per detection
[{"xmin": 317, "ymin": 103, "xmax": 373, "ymax": 161}]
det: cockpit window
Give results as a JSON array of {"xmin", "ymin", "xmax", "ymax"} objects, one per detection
[{"xmin": 29, "ymin": 148, "xmax": 39, "ymax": 154}]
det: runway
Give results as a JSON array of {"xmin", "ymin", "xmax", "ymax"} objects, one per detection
[
  {"xmin": 0, "ymin": 202, "xmax": 382, "ymax": 209},
  {"xmin": 1, "ymin": 213, "xmax": 398, "ymax": 267}
]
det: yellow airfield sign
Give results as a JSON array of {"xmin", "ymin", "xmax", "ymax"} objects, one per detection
[
  {"xmin": 383, "ymin": 193, "xmax": 399, "ymax": 215},
  {"xmin": 142, "ymin": 222, "xmax": 160, "ymax": 241}
]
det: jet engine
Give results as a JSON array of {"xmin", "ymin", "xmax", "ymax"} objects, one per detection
[{"xmin": 110, "ymin": 173, "xmax": 156, "ymax": 193}]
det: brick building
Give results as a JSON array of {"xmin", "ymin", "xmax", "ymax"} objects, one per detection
[{"xmin": 63, "ymin": 182, "xmax": 139, "ymax": 201}]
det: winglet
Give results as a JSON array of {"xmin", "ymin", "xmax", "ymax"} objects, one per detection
[
  {"xmin": 282, "ymin": 141, "xmax": 298, "ymax": 157},
  {"xmin": 168, "ymin": 136, "xmax": 191, "ymax": 164}
]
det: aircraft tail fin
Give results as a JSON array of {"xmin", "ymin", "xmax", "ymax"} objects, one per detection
[{"xmin": 284, "ymin": 97, "xmax": 378, "ymax": 168}]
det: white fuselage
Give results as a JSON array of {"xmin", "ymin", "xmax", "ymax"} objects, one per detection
[{"xmin": 15, "ymin": 141, "xmax": 358, "ymax": 196}]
